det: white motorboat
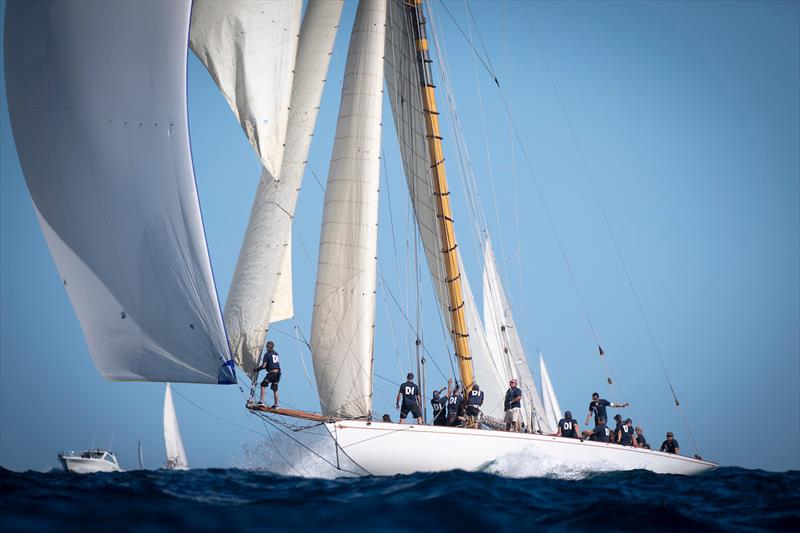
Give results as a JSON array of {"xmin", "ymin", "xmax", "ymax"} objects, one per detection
[{"xmin": 58, "ymin": 450, "xmax": 123, "ymax": 474}]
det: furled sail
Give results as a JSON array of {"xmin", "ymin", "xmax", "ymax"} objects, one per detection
[
  {"xmin": 483, "ymin": 238, "xmax": 554, "ymax": 433},
  {"xmin": 163, "ymin": 384, "xmax": 189, "ymax": 470},
  {"xmin": 4, "ymin": 0, "xmax": 235, "ymax": 384},
  {"xmin": 540, "ymin": 353, "xmax": 562, "ymax": 429},
  {"xmin": 189, "ymin": 0, "xmax": 302, "ymax": 180},
  {"xmin": 384, "ymin": 0, "xmax": 453, "ymax": 336},
  {"xmin": 198, "ymin": 1, "xmax": 344, "ymax": 375},
  {"xmin": 309, "ymin": 0, "xmax": 386, "ymax": 419}
]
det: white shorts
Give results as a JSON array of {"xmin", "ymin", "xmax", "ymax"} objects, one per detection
[{"xmin": 504, "ymin": 408, "xmax": 520, "ymax": 424}]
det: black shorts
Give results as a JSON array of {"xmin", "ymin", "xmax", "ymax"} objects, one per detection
[
  {"xmin": 261, "ymin": 370, "xmax": 281, "ymax": 391},
  {"xmin": 465, "ymin": 405, "xmax": 480, "ymax": 417},
  {"xmin": 447, "ymin": 413, "xmax": 461, "ymax": 426},
  {"xmin": 400, "ymin": 403, "xmax": 421, "ymax": 419},
  {"xmin": 432, "ymin": 412, "xmax": 447, "ymax": 426}
]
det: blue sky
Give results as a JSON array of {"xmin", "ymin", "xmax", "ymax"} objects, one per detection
[{"xmin": 1, "ymin": 0, "xmax": 798, "ymax": 473}]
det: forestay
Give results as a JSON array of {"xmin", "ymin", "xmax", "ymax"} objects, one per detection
[
  {"xmin": 163, "ymin": 384, "xmax": 189, "ymax": 470},
  {"xmin": 310, "ymin": 0, "xmax": 386, "ymax": 419},
  {"xmin": 193, "ymin": 1, "xmax": 344, "ymax": 376},
  {"xmin": 483, "ymin": 238, "xmax": 553, "ymax": 433},
  {"xmin": 4, "ymin": 0, "xmax": 234, "ymax": 383},
  {"xmin": 540, "ymin": 354, "xmax": 562, "ymax": 429}
]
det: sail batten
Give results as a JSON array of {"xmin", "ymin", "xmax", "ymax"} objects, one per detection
[
  {"xmin": 5, "ymin": 0, "xmax": 234, "ymax": 384},
  {"xmin": 204, "ymin": 0, "xmax": 344, "ymax": 375},
  {"xmin": 309, "ymin": 0, "xmax": 386, "ymax": 419}
]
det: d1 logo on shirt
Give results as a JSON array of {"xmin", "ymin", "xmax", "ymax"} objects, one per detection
[
  {"xmin": 404, "ymin": 386, "xmax": 414, "ymax": 396},
  {"xmin": 272, "ymin": 354, "xmax": 279, "ymax": 364}
]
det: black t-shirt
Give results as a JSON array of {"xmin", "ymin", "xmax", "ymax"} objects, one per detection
[
  {"xmin": 467, "ymin": 389, "xmax": 484, "ymax": 406},
  {"xmin": 589, "ymin": 399, "xmax": 611, "ymax": 422},
  {"xmin": 591, "ymin": 423, "xmax": 611, "ymax": 443},
  {"xmin": 637, "ymin": 433, "xmax": 648, "ymax": 447},
  {"xmin": 620, "ymin": 425, "xmax": 634, "ymax": 446},
  {"xmin": 558, "ymin": 418, "xmax": 578, "ymax": 438},
  {"xmin": 614, "ymin": 421, "xmax": 624, "ymax": 440},
  {"xmin": 661, "ymin": 439, "xmax": 680, "ymax": 454},
  {"xmin": 431, "ymin": 397, "xmax": 446, "ymax": 418},
  {"xmin": 447, "ymin": 394, "xmax": 463, "ymax": 416},
  {"xmin": 263, "ymin": 350, "xmax": 280, "ymax": 371},
  {"xmin": 399, "ymin": 381, "xmax": 419, "ymax": 406},
  {"xmin": 504, "ymin": 387, "xmax": 522, "ymax": 410}
]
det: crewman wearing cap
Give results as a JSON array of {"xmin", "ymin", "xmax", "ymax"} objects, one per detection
[
  {"xmin": 556, "ymin": 410, "xmax": 580, "ymax": 439},
  {"xmin": 660, "ymin": 432, "xmax": 680, "ymax": 454}
]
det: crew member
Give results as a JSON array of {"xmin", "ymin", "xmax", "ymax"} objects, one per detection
[
  {"xmin": 660, "ymin": 432, "xmax": 680, "ymax": 454},
  {"xmin": 447, "ymin": 384, "xmax": 465, "ymax": 426},
  {"xmin": 619, "ymin": 418, "xmax": 636, "ymax": 447},
  {"xmin": 635, "ymin": 426, "xmax": 650, "ymax": 449},
  {"xmin": 395, "ymin": 372, "xmax": 423, "ymax": 424},
  {"xmin": 253, "ymin": 341, "xmax": 281, "ymax": 408},
  {"xmin": 431, "ymin": 380, "xmax": 450, "ymax": 426},
  {"xmin": 382, "ymin": 414, "xmax": 392, "ymax": 423},
  {"xmin": 585, "ymin": 392, "xmax": 629, "ymax": 427},
  {"xmin": 613, "ymin": 414, "xmax": 625, "ymax": 444},
  {"xmin": 465, "ymin": 384, "xmax": 484, "ymax": 428},
  {"xmin": 504, "ymin": 379, "xmax": 522, "ymax": 432},
  {"xmin": 556, "ymin": 411, "xmax": 580, "ymax": 439},
  {"xmin": 582, "ymin": 416, "xmax": 612, "ymax": 443}
]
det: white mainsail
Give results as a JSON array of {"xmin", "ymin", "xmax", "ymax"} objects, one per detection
[
  {"xmin": 163, "ymin": 384, "xmax": 189, "ymax": 470},
  {"xmin": 540, "ymin": 353, "xmax": 562, "ymax": 428},
  {"xmin": 4, "ymin": 0, "xmax": 235, "ymax": 384},
  {"xmin": 483, "ymin": 238, "xmax": 554, "ymax": 433},
  {"xmin": 192, "ymin": 1, "xmax": 344, "ymax": 375},
  {"xmin": 309, "ymin": 0, "xmax": 386, "ymax": 419}
]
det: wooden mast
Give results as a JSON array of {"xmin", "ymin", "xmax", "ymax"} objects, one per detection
[{"xmin": 407, "ymin": 0, "xmax": 475, "ymax": 392}]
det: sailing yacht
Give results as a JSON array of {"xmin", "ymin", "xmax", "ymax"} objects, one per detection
[
  {"xmin": 164, "ymin": 384, "xmax": 190, "ymax": 470},
  {"xmin": 4, "ymin": 0, "xmax": 716, "ymax": 476}
]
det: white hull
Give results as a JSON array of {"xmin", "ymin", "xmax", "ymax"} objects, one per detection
[
  {"xmin": 327, "ymin": 420, "xmax": 716, "ymax": 476},
  {"xmin": 58, "ymin": 456, "xmax": 122, "ymax": 474}
]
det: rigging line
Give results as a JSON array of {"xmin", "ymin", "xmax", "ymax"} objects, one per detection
[
  {"xmin": 437, "ymin": 0, "xmax": 497, "ymax": 84},
  {"xmin": 381, "ymin": 147, "xmax": 401, "ymax": 278},
  {"xmin": 293, "ymin": 325, "xmax": 317, "ymax": 391},
  {"xmin": 306, "ymin": 161, "xmax": 326, "ymax": 192},
  {"xmin": 169, "ymin": 385, "xmax": 268, "ymax": 439},
  {"xmin": 520, "ymin": 4, "xmax": 698, "ymax": 454},
  {"xmin": 378, "ymin": 278, "xmax": 408, "ymax": 377}
]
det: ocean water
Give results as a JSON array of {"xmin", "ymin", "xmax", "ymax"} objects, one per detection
[{"xmin": 1, "ymin": 464, "xmax": 797, "ymax": 531}]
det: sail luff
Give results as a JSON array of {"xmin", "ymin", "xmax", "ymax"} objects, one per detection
[
  {"xmin": 309, "ymin": 0, "xmax": 386, "ymax": 419},
  {"xmin": 163, "ymin": 384, "xmax": 189, "ymax": 469},
  {"xmin": 218, "ymin": 0, "xmax": 344, "ymax": 375},
  {"xmin": 4, "ymin": 0, "xmax": 234, "ymax": 384},
  {"xmin": 540, "ymin": 354, "xmax": 562, "ymax": 428}
]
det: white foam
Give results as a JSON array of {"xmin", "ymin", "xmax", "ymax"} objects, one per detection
[{"xmin": 481, "ymin": 445, "xmax": 622, "ymax": 480}]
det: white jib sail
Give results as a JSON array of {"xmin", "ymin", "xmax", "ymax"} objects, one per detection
[
  {"xmin": 212, "ymin": 1, "xmax": 344, "ymax": 375},
  {"xmin": 163, "ymin": 384, "xmax": 189, "ymax": 470},
  {"xmin": 310, "ymin": 0, "xmax": 386, "ymax": 419},
  {"xmin": 540, "ymin": 353, "xmax": 562, "ymax": 429},
  {"xmin": 189, "ymin": 0, "xmax": 302, "ymax": 179},
  {"xmin": 482, "ymin": 238, "xmax": 554, "ymax": 433},
  {"xmin": 4, "ymin": 0, "xmax": 234, "ymax": 384}
]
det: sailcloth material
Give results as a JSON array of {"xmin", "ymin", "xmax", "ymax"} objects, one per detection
[
  {"xmin": 4, "ymin": 0, "xmax": 234, "ymax": 384},
  {"xmin": 194, "ymin": 1, "xmax": 344, "ymax": 375},
  {"xmin": 163, "ymin": 384, "xmax": 189, "ymax": 470},
  {"xmin": 540, "ymin": 354, "xmax": 562, "ymax": 428},
  {"xmin": 483, "ymin": 238, "xmax": 553, "ymax": 433},
  {"xmin": 310, "ymin": 0, "xmax": 386, "ymax": 419}
]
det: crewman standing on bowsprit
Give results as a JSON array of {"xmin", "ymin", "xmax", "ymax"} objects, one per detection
[
  {"xmin": 396, "ymin": 372, "xmax": 423, "ymax": 424},
  {"xmin": 253, "ymin": 341, "xmax": 281, "ymax": 408}
]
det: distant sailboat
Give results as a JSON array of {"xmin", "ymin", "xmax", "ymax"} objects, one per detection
[
  {"xmin": 163, "ymin": 384, "xmax": 189, "ymax": 470},
  {"xmin": 138, "ymin": 440, "xmax": 144, "ymax": 470}
]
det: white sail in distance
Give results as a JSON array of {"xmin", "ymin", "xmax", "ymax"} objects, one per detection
[
  {"xmin": 540, "ymin": 354, "xmax": 562, "ymax": 428},
  {"xmin": 194, "ymin": 1, "xmax": 344, "ymax": 375},
  {"xmin": 483, "ymin": 238, "xmax": 554, "ymax": 433},
  {"xmin": 310, "ymin": 0, "xmax": 386, "ymax": 419},
  {"xmin": 4, "ymin": 0, "xmax": 235, "ymax": 384},
  {"xmin": 163, "ymin": 384, "xmax": 189, "ymax": 470}
]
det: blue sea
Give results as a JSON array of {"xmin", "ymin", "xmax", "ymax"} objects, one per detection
[{"xmin": 1, "ymin": 466, "xmax": 798, "ymax": 531}]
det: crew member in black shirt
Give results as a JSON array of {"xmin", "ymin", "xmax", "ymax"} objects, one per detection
[
  {"xmin": 465, "ymin": 384, "xmax": 484, "ymax": 428},
  {"xmin": 660, "ymin": 432, "xmax": 680, "ymax": 454},
  {"xmin": 585, "ymin": 392, "xmax": 629, "ymax": 427},
  {"xmin": 635, "ymin": 426, "xmax": 650, "ymax": 449},
  {"xmin": 583, "ymin": 417, "xmax": 612, "ymax": 443},
  {"xmin": 619, "ymin": 418, "xmax": 636, "ymax": 447},
  {"xmin": 504, "ymin": 379, "xmax": 522, "ymax": 432},
  {"xmin": 253, "ymin": 341, "xmax": 281, "ymax": 408},
  {"xmin": 431, "ymin": 379, "xmax": 451, "ymax": 426},
  {"xmin": 556, "ymin": 411, "xmax": 580, "ymax": 439},
  {"xmin": 447, "ymin": 384, "xmax": 465, "ymax": 427},
  {"xmin": 613, "ymin": 414, "xmax": 625, "ymax": 444},
  {"xmin": 396, "ymin": 372, "xmax": 423, "ymax": 424}
]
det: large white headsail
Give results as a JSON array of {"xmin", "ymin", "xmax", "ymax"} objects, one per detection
[
  {"xmin": 4, "ymin": 0, "xmax": 235, "ymax": 384},
  {"xmin": 212, "ymin": 1, "xmax": 344, "ymax": 376},
  {"xmin": 483, "ymin": 238, "xmax": 553, "ymax": 433},
  {"xmin": 384, "ymin": 0, "xmax": 453, "ymax": 336},
  {"xmin": 540, "ymin": 353, "xmax": 562, "ymax": 428},
  {"xmin": 163, "ymin": 384, "xmax": 189, "ymax": 470},
  {"xmin": 189, "ymin": 0, "xmax": 302, "ymax": 180},
  {"xmin": 310, "ymin": 0, "xmax": 386, "ymax": 419}
]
